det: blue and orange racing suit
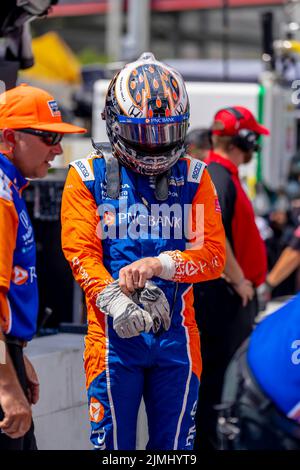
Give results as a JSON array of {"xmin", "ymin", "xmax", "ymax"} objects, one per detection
[{"xmin": 61, "ymin": 153, "xmax": 225, "ymax": 450}]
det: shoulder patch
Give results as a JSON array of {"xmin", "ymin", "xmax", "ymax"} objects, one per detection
[
  {"xmin": 0, "ymin": 168, "xmax": 13, "ymax": 201},
  {"xmin": 70, "ymin": 158, "xmax": 95, "ymax": 182},
  {"xmin": 187, "ymin": 158, "xmax": 207, "ymax": 184}
]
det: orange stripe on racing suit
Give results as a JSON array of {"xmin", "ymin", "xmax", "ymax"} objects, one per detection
[{"xmin": 182, "ymin": 286, "xmax": 202, "ymax": 380}]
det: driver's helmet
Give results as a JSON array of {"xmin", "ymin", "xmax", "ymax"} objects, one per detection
[{"xmin": 102, "ymin": 52, "xmax": 190, "ymax": 176}]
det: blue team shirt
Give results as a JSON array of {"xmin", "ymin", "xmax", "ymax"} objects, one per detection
[{"xmin": 0, "ymin": 152, "xmax": 38, "ymax": 341}]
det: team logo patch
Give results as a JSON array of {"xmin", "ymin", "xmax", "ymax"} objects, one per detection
[
  {"xmin": 71, "ymin": 159, "xmax": 95, "ymax": 182},
  {"xmin": 185, "ymin": 261, "xmax": 199, "ymax": 277},
  {"xmin": 89, "ymin": 397, "xmax": 105, "ymax": 423},
  {"xmin": 11, "ymin": 266, "xmax": 28, "ymax": 285},
  {"xmin": 192, "ymin": 163, "xmax": 201, "ymax": 180},
  {"xmin": 75, "ymin": 161, "xmax": 90, "ymax": 179},
  {"xmin": 47, "ymin": 100, "xmax": 61, "ymax": 117},
  {"xmin": 187, "ymin": 159, "xmax": 206, "ymax": 183}
]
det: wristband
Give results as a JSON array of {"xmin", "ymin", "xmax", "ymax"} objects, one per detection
[{"xmin": 156, "ymin": 254, "xmax": 175, "ymax": 280}]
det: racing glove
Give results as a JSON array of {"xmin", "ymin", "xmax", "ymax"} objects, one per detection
[
  {"xmin": 136, "ymin": 281, "xmax": 171, "ymax": 334},
  {"xmin": 96, "ymin": 280, "xmax": 153, "ymax": 338}
]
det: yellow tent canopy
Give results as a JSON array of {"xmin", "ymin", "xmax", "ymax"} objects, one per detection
[{"xmin": 21, "ymin": 31, "xmax": 81, "ymax": 84}]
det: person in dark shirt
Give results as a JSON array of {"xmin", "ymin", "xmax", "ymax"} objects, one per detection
[{"xmin": 194, "ymin": 106, "xmax": 269, "ymax": 450}]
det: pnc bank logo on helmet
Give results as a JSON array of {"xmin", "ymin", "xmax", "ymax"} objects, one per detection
[{"xmin": 144, "ymin": 116, "xmax": 181, "ymax": 124}]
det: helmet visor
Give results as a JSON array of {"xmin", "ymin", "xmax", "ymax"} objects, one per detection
[{"xmin": 114, "ymin": 113, "xmax": 189, "ymax": 148}]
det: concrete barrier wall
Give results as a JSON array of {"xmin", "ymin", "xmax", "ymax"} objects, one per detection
[
  {"xmin": 26, "ymin": 333, "xmax": 148, "ymax": 450},
  {"xmin": 27, "ymin": 334, "xmax": 91, "ymax": 450}
]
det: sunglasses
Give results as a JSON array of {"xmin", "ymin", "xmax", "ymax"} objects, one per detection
[{"xmin": 18, "ymin": 128, "xmax": 63, "ymax": 146}]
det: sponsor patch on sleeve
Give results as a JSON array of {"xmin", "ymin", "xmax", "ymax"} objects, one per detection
[
  {"xmin": 187, "ymin": 159, "xmax": 206, "ymax": 183},
  {"xmin": 70, "ymin": 159, "xmax": 95, "ymax": 182}
]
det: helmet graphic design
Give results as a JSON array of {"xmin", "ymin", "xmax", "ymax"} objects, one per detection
[{"xmin": 103, "ymin": 52, "xmax": 190, "ymax": 175}]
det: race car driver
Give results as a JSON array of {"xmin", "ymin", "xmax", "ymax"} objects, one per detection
[{"xmin": 61, "ymin": 52, "xmax": 226, "ymax": 450}]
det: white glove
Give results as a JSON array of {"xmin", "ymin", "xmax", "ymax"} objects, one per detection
[
  {"xmin": 134, "ymin": 281, "xmax": 171, "ymax": 333},
  {"xmin": 96, "ymin": 280, "xmax": 153, "ymax": 338}
]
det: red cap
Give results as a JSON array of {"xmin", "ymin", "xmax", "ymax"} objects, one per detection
[
  {"xmin": 0, "ymin": 83, "xmax": 86, "ymax": 134},
  {"xmin": 212, "ymin": 106, "xmax": 270, "ymax": 136}
]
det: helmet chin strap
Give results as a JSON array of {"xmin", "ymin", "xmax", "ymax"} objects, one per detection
[
  {"xmin": 92, "ymin": 139, "xmax": 171, "ymax": 202},
  {"xmin": 154, "ymin": 171, "xmax": 171, "ymax": 201}
]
